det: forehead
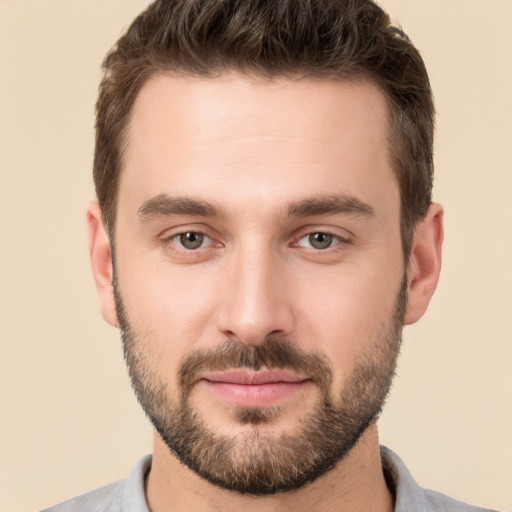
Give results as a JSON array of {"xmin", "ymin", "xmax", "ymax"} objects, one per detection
[{"xmin": 120, "ymin": 73, "xmax": 396, "ymax": 214}]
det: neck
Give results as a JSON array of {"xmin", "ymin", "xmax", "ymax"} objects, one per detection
[{"xmin": 146, "ymin": 424, "xmax": 394, "ymax": 512}]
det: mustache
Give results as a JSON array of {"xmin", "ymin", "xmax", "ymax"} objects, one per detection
[{"xmin": 178, "ymin": 338, "xmax": 333, "ymax": 393}]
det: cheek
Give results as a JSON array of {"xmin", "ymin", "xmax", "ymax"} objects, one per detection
[
  {"xmin": 294, "ymin": 265, "xmax": 402, "ymax": 382},
  {"xmin": 115, "ymin": 248, "xmax": 223, "ymax": 369}
]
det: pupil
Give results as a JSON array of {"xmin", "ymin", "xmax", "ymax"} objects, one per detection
[
  {"xmin": 180, "ymin": 232, "xmax": 204, "ymax": 249},
  {"xmin": 309, "ymin": 232, "xmax": 332, "ymax": 249}
]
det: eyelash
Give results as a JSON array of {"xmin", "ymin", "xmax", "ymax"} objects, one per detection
[
  {"xmin": 164, "ymin": 230, "xmax": 216, "ymax": 251},
  {"xmin": 161, "ymin": 228, "xmax": 351, "ymax": 254},
  {"xmin": 294, "ymin": 231, "xmax": 349, "ymax": 251}
]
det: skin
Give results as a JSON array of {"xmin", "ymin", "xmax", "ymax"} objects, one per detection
[{"xmin": 88, "ymin": 74, "xmax": 443, "ymax": 512}]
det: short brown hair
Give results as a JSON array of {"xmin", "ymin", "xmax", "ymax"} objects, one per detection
[{"xmin": 95, "ymin": 0, "xmax": 434, "ymax": 257}]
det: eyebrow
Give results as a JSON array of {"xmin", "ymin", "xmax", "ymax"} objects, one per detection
[
  {"xmin": 137, "ymin": 194, "xmax": 224, "ymax": 221},
  {"xmin": 136, "ymin": 193, "xmax": 375, "ymax": 222},
  {"xmin": 285, "ymin": 195, "xmax": 375, "ymax": 219}
]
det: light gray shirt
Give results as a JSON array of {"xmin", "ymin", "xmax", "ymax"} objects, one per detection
[{"xmin": 41, "ymin": 446, "xmax": 499, "ymax": 512}]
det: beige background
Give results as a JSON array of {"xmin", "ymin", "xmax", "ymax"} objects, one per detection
[{"xmin": 0, "ymin": 1, "xmax": 511, "ymax": 511}]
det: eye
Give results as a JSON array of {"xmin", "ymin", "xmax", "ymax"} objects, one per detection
[
  {"xmin": 173, "ymin": 231, "xmax": 210, "ymax": 250},
  {"xmin": 296, "ymin": 232, "xmax": 341, "ymax": 250}
]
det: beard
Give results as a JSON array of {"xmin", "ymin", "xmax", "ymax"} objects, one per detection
[{"xmin": 114, "ymin": 275, "xmax": 406, "ymax": 495}]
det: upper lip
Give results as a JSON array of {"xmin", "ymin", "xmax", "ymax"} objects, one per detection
[{"xmin": 201, "ymin": 369, "xmax": 310, "ymax": 385}]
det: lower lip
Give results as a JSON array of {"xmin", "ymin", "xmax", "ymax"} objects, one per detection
[{"xmin": 201, "ymin": 380, "xmax": 311, "ymax": 407}]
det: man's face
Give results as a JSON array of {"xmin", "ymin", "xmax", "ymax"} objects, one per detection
[{"xmin": 113, "ymin": 75, "xmax": 406, "ymax": 493}]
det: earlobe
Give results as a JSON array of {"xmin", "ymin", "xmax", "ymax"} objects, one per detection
[
  {"xmin": 404, "ymin": 203, "xmax": 444, "ymax": 325},
  {"xmin": 87, "ymin": 202, "xmax": 119, "ymax": 327}
]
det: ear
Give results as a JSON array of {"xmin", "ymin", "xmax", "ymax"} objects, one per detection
[
  {"xmin": 87, "ymin": 202, "xmax": 118, "ymax": 327},
  {"xmin": 404, "ymin": 203, "xmax": 444, "ymax": 325}
]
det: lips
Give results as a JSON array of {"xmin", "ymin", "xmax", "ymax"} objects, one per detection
[
  {"xmin": 202, "ymin": 369, "xmax": 309, "ymax": 385},
  {"xmin": 199, "ymin": 369, "xmax": 311, "ymax": 407}
]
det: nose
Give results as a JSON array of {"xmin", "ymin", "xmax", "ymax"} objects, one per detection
[{"xmin": 215, "ymin": 245, "xmax": 295, "ymax": 346}]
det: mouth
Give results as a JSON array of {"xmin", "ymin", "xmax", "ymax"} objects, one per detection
[{"xmin": 199, "ymin": 369, "xmax": 312, "ymax": 407}]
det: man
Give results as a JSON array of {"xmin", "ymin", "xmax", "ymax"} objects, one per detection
[{"xmin": 42, "ymin": 1, "xmax": 496, "ymax": 511}]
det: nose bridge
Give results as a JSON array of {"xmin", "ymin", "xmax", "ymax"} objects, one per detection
[{"xmin": 217, "ymin": 239, "xmax": 293, "ymax": 345}]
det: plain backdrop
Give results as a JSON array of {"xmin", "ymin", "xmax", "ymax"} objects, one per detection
[{"xmin": 0, "ymin": 1, "xmax": 511, "ymax": 511}]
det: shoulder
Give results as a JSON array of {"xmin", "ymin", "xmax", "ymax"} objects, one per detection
[
  {"xmin": 40, "ymin": 455, "xmax": 152, "ymax": 512},
  {"xmin": 40, "ymin": 480, "xmax": 123, "ymax": 512},
  {"xmin": 419, "ymin": 487, "xmax": 499, "ymax": 512},
  {"xmin": 380, "ymin": 446, "xmax": 499, "ymax": 512}
]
